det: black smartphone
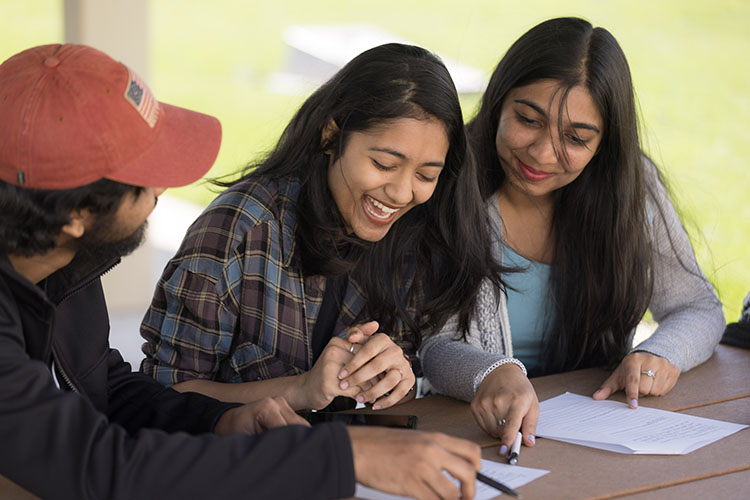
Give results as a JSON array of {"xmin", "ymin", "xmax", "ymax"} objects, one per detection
[{"xmin": 297, "ymin": 411, "xmax": 417, "ymax": 429}]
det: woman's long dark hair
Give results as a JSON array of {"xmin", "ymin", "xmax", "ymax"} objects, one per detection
[
  {"xmin": 219, "ymin": 43, "xmax": 502, "ymax": 343},
  {"xmin": 469, "ymin": 17, "xmax": 655, "ymax": 373}
]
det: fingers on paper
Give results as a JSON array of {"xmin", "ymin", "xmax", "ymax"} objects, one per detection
[
  {"xmin": 624, "ymin": 368, "xmax": 643, "ymax": 408},
  {"xmin": 593, "ymin": 371, "xmax": 621, "ymax": 401},
  {"xmin": 426, "ymin": 458, "xmax": 475, "ymax": 500},
  {"xmin": 594, "ymin": 366, "xmax": 650, "ymax": 409},
  {"xmin": 423, "ymin": 473, "xmax": 463, "ymax": 500},
  {"xmin": 405, "ymin": 433, "xmax": 479, "ymax": 500},
  {"xmin": 435, "ymin": 455, "xmax": 478, "ymax": 500},
  {"xmin": 432, "ymin": 433, "xmax": 481, "ymax": 498}
]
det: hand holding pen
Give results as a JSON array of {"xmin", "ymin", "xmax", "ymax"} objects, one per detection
[{"xmin": 471, "ymin": 362, "xmax": 539, "ymax": 453}]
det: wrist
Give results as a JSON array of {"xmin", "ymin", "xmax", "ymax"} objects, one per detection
[
  {"xmin": 474, "ymin": 358, "xmax": 527, "ymax": 394},
  {"xmin": 283, "ymin": 373, "xmax": 310, "ymax": 410},
  {"xmin": 346, "ymin": 426, "xmax": 371, "ymax": 479},
  {"xmin": 213, "ymin": 408, "xmax": 236, "ymax": 436}
]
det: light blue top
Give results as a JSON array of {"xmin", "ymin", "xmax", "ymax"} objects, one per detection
[{"xmin": 502, "ymin": 244, "xmax": 552, "ymax": 375}]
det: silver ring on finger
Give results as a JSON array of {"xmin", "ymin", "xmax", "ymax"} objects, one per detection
[
  {"xmin": 498, "ymin": 418, "xmax": 506, "ymax": 426},
  {"xmin": 641, "ymin": 369, "xmax": 655, "ymax": 378},
  {"xmin": 349, "ymin": 343, "xmax": 356, "ymax": 354}
]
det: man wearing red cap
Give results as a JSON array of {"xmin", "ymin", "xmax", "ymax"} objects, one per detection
[{"xmin": 0, "ymin": 44, "xmax": 481, "ymax": 500}]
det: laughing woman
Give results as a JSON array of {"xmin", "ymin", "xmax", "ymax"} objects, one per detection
[
  {"xmin": 140, "ymin": 43, "xmax": 500, "ymax": 411},
  {"xmin": 419, "ymin": 17, "xmax": 725, "ymax": 453}
]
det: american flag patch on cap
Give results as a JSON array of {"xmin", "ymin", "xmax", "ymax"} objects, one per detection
[{"xmin": 124, "ymin": 68, "xmax": 160, "ymax": 128}]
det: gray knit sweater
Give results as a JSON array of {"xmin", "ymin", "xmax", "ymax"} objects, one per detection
[{"xmin": 419, "ymin": 164, "xmax": 726, "ymax": 402}]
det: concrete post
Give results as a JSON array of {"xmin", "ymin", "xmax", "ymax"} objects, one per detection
[
  {"xmin": 63, "ymin": 0, "xmax": 150, "ymax": 80},
  {"xmin": 64, "ymin": 0, "xmax": 157, "ymax": 324}
]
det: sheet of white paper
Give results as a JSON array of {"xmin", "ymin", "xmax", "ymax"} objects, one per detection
[
  {"xmin": 471, "ymin": 460, "xmax": 549, "ymax": 499},
  {"xmin": 536, "ymin": 392, "xmax": 748, "ymax": 455},
  {"xmin": 355, "ymin": 458, "xmax": 548, "ymax": 500}
]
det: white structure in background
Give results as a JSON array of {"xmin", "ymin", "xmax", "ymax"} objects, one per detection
[
  {"xmin": 268, "ymin": 24, "xmax": 487, "ymax": 95},
  {"xmin": 63, "ymin": 0, "xmax": 157, "ymax": 367},
  {"xmin": 64, "ymin": 0, "xmax": 150, "ymax": 80}
]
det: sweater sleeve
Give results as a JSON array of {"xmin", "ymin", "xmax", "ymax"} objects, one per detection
[
  {"xmin": 631, "ymin": 162, "xmax": 726, "ymax": 372},
  {"xmin": 420, "ymin": 281, "xmax": 525, "ymax": 402}
]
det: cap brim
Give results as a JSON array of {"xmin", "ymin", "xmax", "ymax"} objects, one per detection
[{"xmin": 106, "ymin": 102, "xmax": 221, "ymax": 188}]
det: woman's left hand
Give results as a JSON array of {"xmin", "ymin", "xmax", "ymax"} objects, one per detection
[
  {"xmin": 337, "ymin": 322, "xmax": 416, "ymax": 410},
  {"xmin": 593, "ymin": 352, "xmax": 680, "ymax": 409}
]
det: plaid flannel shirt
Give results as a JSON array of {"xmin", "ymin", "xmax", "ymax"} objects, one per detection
[{"xmin": 140, "ymin": 176, "xmax": 417, "ymax": 386}]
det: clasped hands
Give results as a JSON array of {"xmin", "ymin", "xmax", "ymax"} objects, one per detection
[
  {"xmin": 299, "ymin": 320, "xmax": 416, "ymax": 410},
  {"xmin": 473, "ymin": 351, "xmax": 680, "ymax": 453}
]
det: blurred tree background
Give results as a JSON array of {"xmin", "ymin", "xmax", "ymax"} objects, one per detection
[{"xmin": 2, "ymin": 0, "xmax": 748, "ymax": 321}]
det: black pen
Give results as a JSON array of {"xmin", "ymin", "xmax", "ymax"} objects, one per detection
[{"xmin": 477, "ymin": 472, "xmax": 520, "ymax": 498}]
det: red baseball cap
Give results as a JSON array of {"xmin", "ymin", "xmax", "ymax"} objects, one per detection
[{"xmin": 0, "ymin": 44, "xmax": 221, "ymax": 190}]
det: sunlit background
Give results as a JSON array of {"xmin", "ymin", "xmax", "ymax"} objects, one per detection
[{"xmin": 2, "ymin": 1, "xmax": 748, "ymax": 347}]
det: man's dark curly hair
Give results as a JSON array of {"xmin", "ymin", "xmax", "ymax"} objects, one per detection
[{"xmin": 0, "ymin": 179, "xmax": 142, "ymax": 257}]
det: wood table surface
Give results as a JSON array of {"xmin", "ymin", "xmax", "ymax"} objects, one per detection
[
  {"xmin": 3, "ymin": 345, "xmax": 747, "ymax": 499},
  {"xmin": 354, "ymin": 344, "xmax": 749, "ymax": 500}
]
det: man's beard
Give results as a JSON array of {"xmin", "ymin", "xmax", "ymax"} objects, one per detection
[
  {"xmin": 65, "ymin": 212, "xmax": 149, "ymax": 280},
  {"xmin": 75, "ymin": 220, "xmax": 148, "ymax": 264}
]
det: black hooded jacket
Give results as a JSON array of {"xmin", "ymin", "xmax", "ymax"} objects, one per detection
[{"xmin": 0, "ymin": 254, "xmax": 354, "ymax": 500}]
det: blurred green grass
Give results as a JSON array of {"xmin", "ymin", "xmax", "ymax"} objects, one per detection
[{"xmin": 2, "ymin": 0, "xmax": 748, "ymax": 321}]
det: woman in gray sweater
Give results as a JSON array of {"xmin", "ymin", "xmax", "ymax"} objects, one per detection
[{"xmin": 419, "ymin": 17, "xmax": 725, "ymax": 457}]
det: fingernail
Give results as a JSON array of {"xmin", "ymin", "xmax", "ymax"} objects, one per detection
[
  {"xmin": 356, "ymin": 395, "xmax": 365, "ymax": 403},
  {"xmin": 630, "ymin": 399, "xmax": 638, "ymax": 409},
  {"xmin": 338, "ymin": 369, "xmax": 348, "ymax": 380},
  {"xmin": 373, "ymin": 404, "xmax": 382, "ymax": 410},
  {"xmin": 593, "ymin": 389, "xmax": 601, "ymax": 395},
  {"xmin": 529, "ymin": 435, "xmax": 536, "ymax": 445},
  {"xmin": 499, "ymin": 445, "xmax": 508, "ymax": 456},
  {"xmin": 339, "ymin": 380, "xmax": 349, "ymax": 390}
]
